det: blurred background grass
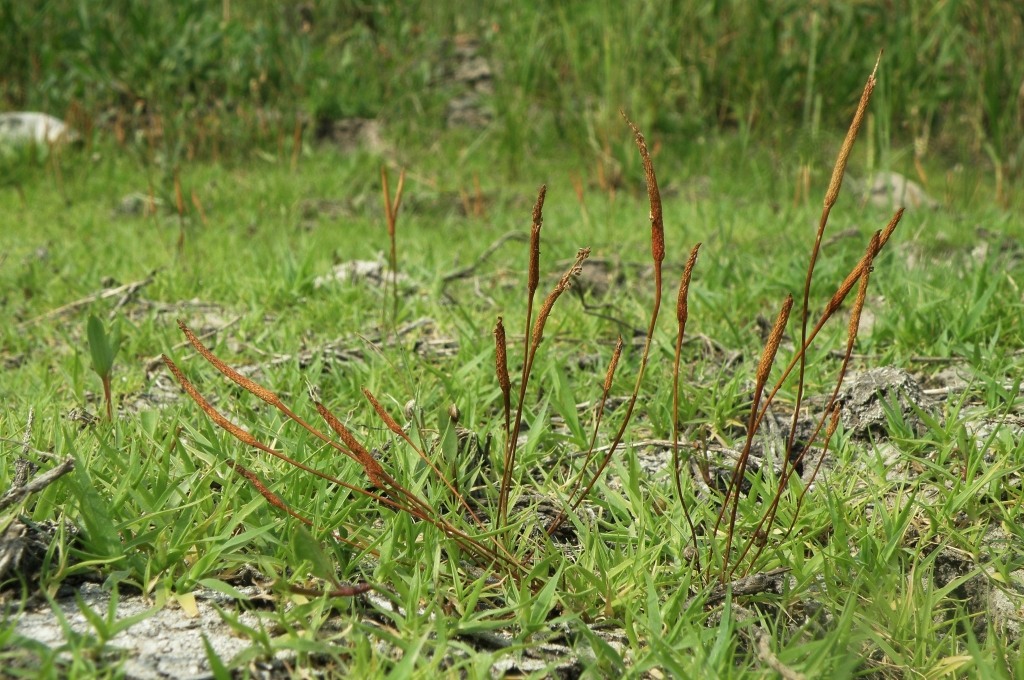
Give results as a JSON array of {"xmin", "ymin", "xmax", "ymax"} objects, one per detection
[{"xmin": 2, "ymin": 1, "xmax": 1020, "ymax": 190}]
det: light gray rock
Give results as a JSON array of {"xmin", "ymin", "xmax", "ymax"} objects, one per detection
[
  {"xmin": 848, "ymin": 171, "xmax": 939, "ymax": 210},
  {"xmin": 0, "ymin": 112, "xmax": 78, "ymax": 145}
]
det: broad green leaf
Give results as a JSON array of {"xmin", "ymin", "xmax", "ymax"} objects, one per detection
[
  {"xmin": 290, "ymin": 524, "xmax": 339, "ymax": 586},
  {"xmin": 87, "ymin": 314, "xmax": 114, "ymax": 375}
]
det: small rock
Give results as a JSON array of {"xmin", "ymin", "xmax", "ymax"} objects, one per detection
[
  {"xmin": 838, "ymin": 366, "xmax": 930, "ymax": 438},
  {"xmin": 849, "ymin": 171, "xmax": 939, "ymax": 210},
  {"xmin": 0, "ymin": 112, "xmax": 78, "ymax": 145},
  {"xmin": 313, "ymin": 259, "xmax": 410, "ymax": 289}
]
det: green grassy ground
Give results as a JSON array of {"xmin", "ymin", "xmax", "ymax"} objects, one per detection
[
  {"xmin": 1, "ymin": 121, "xmax": 1022, "ymax": 677},
  {"xmin": 2, "ymin": 3, "xmax": 1024, "ymax": 678}
]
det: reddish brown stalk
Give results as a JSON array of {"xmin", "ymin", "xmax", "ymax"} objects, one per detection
[
  {"xmin": 567, "ymin": 115, "xmax": 666, "ymax": 516},
  {"xmin": 361, "ymin": 387, "xmax": 486, "ymax": 529},
  {"xmin": 190, "ymin": 191, "xmax": 208, "ymax": 227},
  {"xmin": 713, "ymin": 294, "xmax": 793, "ymax": 582},
  {"xmin": 786, "ymin": 404, "xmax": 842, "ymax": 535},
  {"xmin": 163, "ymin": 354, "xmax": 411, "ymax": 513},
  {"xmin": 499, "ymin": 185, "xmax": 545, "ymax": 526},
  {"xmin": 494, "ymin": 317, "xmax": 512, "ymax": 444},
  {"xmin": 746, "ymin": 214, "xmax": 897, "ymax": 443},
  {"xmin": 100, "ymin": 375, "xmax": 113, "ymax": 421},
  {"xmin": 229, "ymin": 461, "xmax": 311, "ymax": 527},
  {"xmin": 166, "ymin": 332, "xmax": 521, "ymax": 573},
  {"xmin": 229, "ymin": 461, "xmax": 378, "ymax": 559},
  {"xmin": 734, "ymin": 231, "xmax": 880, "ymax": 577},
  {"xmin": 381, "ymin": 165, "xmax": 406, "ymax": 326},
  {"xmin": 547, "ymin": 334, "xmax": 623, "ymax": 535},
  {"xmin": 787, "ymin": 54, "xmax": 880, "ymax": 479},
  {"xmin": 500, "ymin": 247, "xmax": 590, "ymax": 526},
  {"xmin": 672, "ymin": 243, "xmax": 702, "ymax": 570}
]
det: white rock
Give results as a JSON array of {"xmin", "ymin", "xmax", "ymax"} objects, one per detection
[
  {"xmin": 0, "ymin": 112, "xmax": 78, "ymax": 145},
  {"xmin": 857, "ymin": 170, "xmax": 938, "ymax": 210}
]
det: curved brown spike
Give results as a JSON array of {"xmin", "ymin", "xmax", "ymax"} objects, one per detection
[
  {"xmin": 528, "ymin": 185, "xmax": 546, "ymax": 297},
  {"xmin": 530, "ymin": 248, "xmax": 590, "ymax": 346},
  {"xmin": 677, "ymin": 243, "xmax": 702, "ymax": 326},
  {"xmin": 494, "ymin": 316, "xmax": 511, "ymax": 437},
  {"xmin": 314, "ymin": 401, "xmax": 386, "ymax": 488},
  {"xmin": 163, "ymin": 354, "xmax": 272, "ymax": 453},
  {"xmin": 672, "ymin": 243, "xmax": 703, "ymax": 572},
  {"xmin": 361, "ymin": 387, "xmax": 404, "ymax": 436},
  {"xmin": 176, "ymin": 319, "xmax": 281, "ymax": 407},
  {"xmin": 755, "ymin": 294, "xmax": 793, "ymax": 392},
  {"xmin": 228, "ymin": 460, "xmax": 313, "ymax": 526},
  {"xmin": 164, "ymin": 354, "xmax": 356, "ymax": 485},
  {"xmin": 825, "ymin": 52, "xmax": 880, "ymax": 210},
  {"xmin": 621, "ymin": 112, "xmax": 665, "ymax": 265}
]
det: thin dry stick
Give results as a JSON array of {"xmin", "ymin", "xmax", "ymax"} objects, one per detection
[
  {"xmin": 0, "ymin": 457, "xmax": 75, "ymax": 512},
  {"xmin": 567, "ymin": 114, "xmax": 666, "ymax": 515},
  {"xmin": 786, "ymin": 53, "xmax": 880, "ymax": 475},
  {"xmin": 499, "ymin": 186, "xmax": 546, "ymax": 527},
  {"xmin": 672, "ymin": 243, "xmax": 702, "ymax": 570},
  {"xmin": 18, "ymin": 275, "xmax": 154, "ymax": 328},
  {"xmin": 442, "ymin": 232, "xmax": 528, "ymax": 283},
  {"xmin": 11, "ymin": 407, "xmax": 38, "ymax": 495},
  {"xmin": 714, "ymin": 295, "xmax": 793, "ymax": 582},
  {"xmin": 684, "ymin": 567, "xmax": 791, "ymax": 610}
]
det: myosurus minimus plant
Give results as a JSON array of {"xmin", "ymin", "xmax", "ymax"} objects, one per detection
[{"xmin": 165, "ymin": 57, "xmax": 897, "ymax": 611}]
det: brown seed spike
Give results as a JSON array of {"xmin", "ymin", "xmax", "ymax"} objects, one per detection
[
  {"xmin": 494, "ymin": 317, "xmax": 511, "ymax": 396},
  {"xmin": 826, "ymin": 403, "xmax": 842, "ymax": 438},
  {"xmin": 528, "ymin": 185, "xmax": 546, "ymax": 297},
  {"xmin": 677, "ymin": 243, "xmax": 702, "ymax": 325},
  {"xmin": 494, "ymin": 316, "xmax": 511, "ymax": 432},
  {"xmin": 846, "ymin": 233, "xmax": 879, "ymax": 344},
  {"xmin": 176, "ymin": 320, "xmax": 281, "ymax": 407},
  {"xmin": 622, "ymin": 112, "xmax": 665, "ymax": 265},
  {"xmin": 315, "ymin": 402, "xmax": 386, "ymax": 488},
  {"xmin": 229, "ymin": 461, "xmax": 313, "ymax": 526},
  {"xmin": 825, "ymin": 52, "xmax": 881, "ymax": 210},
  {"xmin": 362, "ymin": 387, "xmax": 404, "ymax": 437},
  {"xmin": 756, "ymin": 295, "xmax": 793, "ymax": 390},
  {"xmin": 604, "ymin": 336, "xmax": 624, "ymax": 394},
  {"xmin": 530, "ymin": 248, "xmax": 590, "ymax": 347},
  {"xmin": 163, "ymin": 355, "xmax": 266, "ymax": 452}
]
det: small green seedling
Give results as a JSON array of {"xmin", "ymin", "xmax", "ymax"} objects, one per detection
[{"xmin": 87, "ymin": 314, "xmax": 122, "ymax": 421}]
